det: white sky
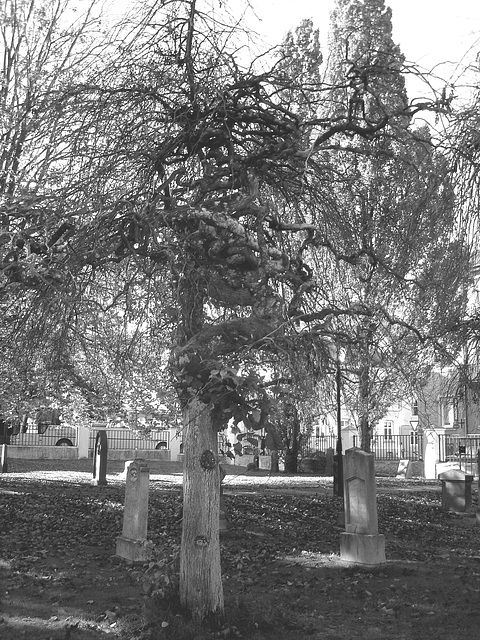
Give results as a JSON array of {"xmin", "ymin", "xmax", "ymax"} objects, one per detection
[
  {"xmin": 246, "ymin": 0, "xmax": 480, "ymax": 98},
  {"xmin": 107, "ymin": 0, "xmax": 480, "ymax": 102},
  {"xmin": 249, "ymin": 0, "xmax": 480, "ymax": 67}
]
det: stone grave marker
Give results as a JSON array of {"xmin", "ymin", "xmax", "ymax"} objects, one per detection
[
  {"xmin": 325, "ymin": 447, "xmax": 334, "ymax": 476},
  {"xmin": 92, "ymin": 430, "xmax": 108, "ymax": 486},
  {"xmin": 340, "ymin": 447, "xmax": 386, "ymax": 565},
  {"xmin": 1, "ymin": 444, "xmax": 7, "ymax": 473},
  {"xmin": 396, "ymin": 459, "xmax": 412, "ymax": 479},
  {"xmin": 438, "ymin": 468, "xmax": 474, "ymax": 513},
  {"xmin": 423, "ymin": 428, "xmax": 440, "ymax": 479},
  {"xmin": 116, "ymin": 459, "xmax": 152, "ymax": 562}
]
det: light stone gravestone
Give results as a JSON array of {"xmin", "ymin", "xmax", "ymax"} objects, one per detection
[
  {"xmin": 396, "ymin": 459, "xmax": 412, "ymax": 479},
  {"xmin": 436, "ymin": 461, "xmax": 461, "ymax": 477},
  {"xmin": 423, "ymin": 428, "xmax": 440, "ymax": 479},
  {"xmin": 116, "ymin": 459, "xmax": 152, "ymax": 562},
  {"xmin": 438, "ymin": 468, "xmax": 474, "ymax": 513},
  {"xmin": 92, "ymin": 430, "xmax": 108, "ymax": 486},
  {"xmin": 1, "ymin": 444, "xmax": 7, "ymax": 473},
  {"xmin": 340, "ymin": 447, "xmax": 385, "ymax": 565}
]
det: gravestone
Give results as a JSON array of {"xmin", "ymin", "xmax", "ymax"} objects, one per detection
[
  {"xmin": 325, "ymin": 448, "xmax": 334, "ymax": 476},
  {"xmin": 116, "ymin": 459, "xmax": 152, "ymax": 562},
  {"xmin": 438, "ymin": 468, "xmax": 474, "ymax": 513},
  {"xmin": 340, "ymin": 447, "xmax": 386, "ymax": 565},
  {"xmin": 92, "ymin": 430, "xmax": 108, "ymax": 486},
  {"xmin": 1, "ymin": 444, "xmax": 7, "ymax": 473},
  {"xmin": 396, "ymin": 459, "xmax": 412, "ymax": 479},
  {"xmin": 423, "ymin": 428, "xmax": 440, "ymax": 479},
  {"xmin": 271, "ymin": 450, "xmax": 279, "ymax": 473}
]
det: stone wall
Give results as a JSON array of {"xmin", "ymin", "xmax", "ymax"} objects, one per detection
[
  {"xmin": 7, "ymin": 446, "xmax": 171, "ymax": 462},
  {"xmin": 7, "ymin": 446, "xmax": 78, "ymax": 460}
]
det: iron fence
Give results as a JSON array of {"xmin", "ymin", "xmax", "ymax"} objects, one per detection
[
  {"xmin": 369, "ymin": 434, "xmax": 423, "ymax": 461},
  {"xmin": 88, "ymin": 428, "xmax": 170, "ymax": 450},
  {"xmin": 9, "ymin": 426, "xmax": 78, "ymax": 447},
  {"xmin": 301, "ymin": 433, "xmax": 422, "ymax": 461},
  {"xmin": 440, "ymin": 435, "xmax": 480, "ymax": 474},
  {"xmin": 301, "ymin": 435, "xmax": 337, "ymax": 458}
]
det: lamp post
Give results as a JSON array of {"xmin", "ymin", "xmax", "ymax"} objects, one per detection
[{"xmin": 333, "ymin": 354, "xmax": 343, "ymax": 497}]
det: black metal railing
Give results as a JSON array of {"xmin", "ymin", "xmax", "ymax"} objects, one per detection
[
  {"xmin": 301, "ymin": 433, "xmax": 422, "ymax": 461},
  {"xmin": 370, "ymin": 434, "xmax": 423, "ymax": 461},
  {"xmin": 301, "ymin": 435, "xmax": 337, "ymax": 458},
  {"xmin": 88, "ymin": 428, "xmax": 170, "ymax": 450},
  {"xmin": 440, "ymin": 435, "xmax": 480, "ymax": 474}
]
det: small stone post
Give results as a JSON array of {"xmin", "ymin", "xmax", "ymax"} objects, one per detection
[
  {"xmin": 1, "ymin": 444, "xmax": 7, "ymax": 473},
  {"xmin": 271, "ymin": 450, "xmax": 279, "ymax": 473},
  {"xmin": 77, "ymin": 425, "xmax": 90, "ymax": 459},
  {"xmin": 396, "ymin": 459, "xmax": 412, "ymax": 479},
  {"xmin": 477, "ymin": 449, "xmax": 480, "ymax": 525},
  {"xmin": 116, "ymin": 459, "xmax": 152, "ymax": 562},
  {"xmin": 219, "ymin": 465, "xmax": 228, "ymax": 532},
  {"xmin": 439, "ymin": 469, "xmax": 474, "ymax": 513},
  {"xmin": 92, "ymin": 430, "xmax": 108, "ymax": 486},
  {"xmin": 340, "ymin": 447, "xmax": 386, "ymax": 565}
]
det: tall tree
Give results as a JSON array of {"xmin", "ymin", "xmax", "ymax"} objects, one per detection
[
  {"xmin": 306, "ymin": 0, "xmax": 470, "ymax": 451},
  {"xmin": 0, "ymin": 0, "xmax": 115, "ymax": 421},
  {"xmin": 0, "ymin": 0, "xmax": 458, "ymax": 621}
]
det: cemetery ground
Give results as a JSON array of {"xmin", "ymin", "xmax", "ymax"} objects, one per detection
[{"xmin": 1, "ymin": 460, "xmax": 480, "ymax": 640}]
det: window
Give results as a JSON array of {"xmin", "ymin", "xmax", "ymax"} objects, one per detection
[{"xmin": 384, "ymin": 421, "xmax": 393, "ymax": 440}]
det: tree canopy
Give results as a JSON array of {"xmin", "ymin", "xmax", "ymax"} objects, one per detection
[{"xmin": 0, "ymin": 0, "xmax": 476, "ymax": 620}]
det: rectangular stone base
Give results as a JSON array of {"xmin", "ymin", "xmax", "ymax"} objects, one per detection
[
  {"xmin": 91, "ymin": 478, "xmax": 107, "ymax": 486},
  {"xmin": 116, "ymin": 535, "xmax": 152, "ymax": 563},
  {"xmin": 340, "ymin": 532, "xmax": 386, "ymax": 565}
]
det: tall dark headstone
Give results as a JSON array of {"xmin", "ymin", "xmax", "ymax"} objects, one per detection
[{"xmin": 92, "ymin": 430, "xmax": 108, "ymax": 486}]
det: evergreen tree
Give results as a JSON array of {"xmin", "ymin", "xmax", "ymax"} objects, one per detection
[{"xmin": 314, "ymin": 0, "xmax": 469, "ymax": 450}]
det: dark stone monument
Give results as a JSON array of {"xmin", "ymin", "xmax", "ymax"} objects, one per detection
[
  {"xmin": 271, "ymin": 450, "xmax": 279, "ymax": 473},
  {"xmin": 92, "ymin": 430, "xmax": 108, "ymax": 486},
  {"xmin": 325, "ymin": 447, "xmax": 334, "ymax": 476}
]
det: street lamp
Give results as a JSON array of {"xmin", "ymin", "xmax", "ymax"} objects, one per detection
[{"xmin": 333, "ymin": 352, "xmax": 344, "ymax": 497}]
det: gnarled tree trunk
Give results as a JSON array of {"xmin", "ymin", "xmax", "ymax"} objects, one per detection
[{"xmin": 180, "ymin": 397, "xmax": 223, "ymax": 619}]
